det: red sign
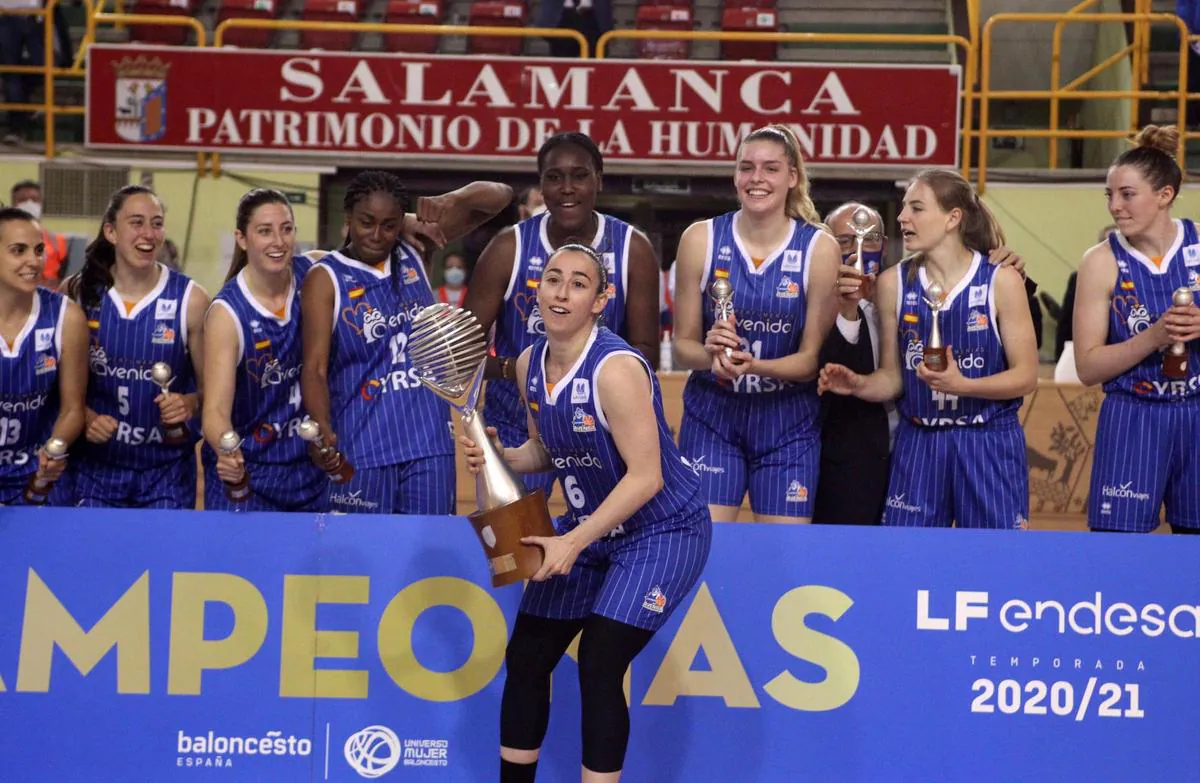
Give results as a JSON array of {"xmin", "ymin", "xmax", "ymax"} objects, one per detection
[{"xmin": 86, "ymin": 45, "xmax": 961, "ymax": 168}]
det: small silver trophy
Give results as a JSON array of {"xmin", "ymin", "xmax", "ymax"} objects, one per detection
[
  {"xmin": 23, "ymin": 437, "xmax": 67, "ymax": 505},
  {"xmin": 408, "ymin": 303, "xmax": 555, "ymax": 587},
  {"xmin": 709, "ymin": 277, "xmax": 736, "ymax": 359},
  {"xmin": 849, "ymin": 207, "xmax": 875, "ymax": 276},
  {"xmin": 922, "ymin": 281, "xmax": 948, "ymax": 372},
  {"xmin": 150, "ymin": 362, "xmax": 190, "ymax": 445},
  {"xmin": 1164, "ymin": 286, "xmax": 1194, "ymax": 379},
  {"xmin": 297, "ymin": 420, "xmax": 354, "ymax": 483},
  {"xmin": 217, "ymin": 430, "xmax": 252, "ymax": 503}
]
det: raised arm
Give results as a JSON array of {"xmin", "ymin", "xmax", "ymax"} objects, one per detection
[
  {"xmin": 463, "ymin": 227, "xmax": 518, "ymax": 381},
  {"xmin": 416, "ymin": 181, "xmax": 514, "ymax": 249}
]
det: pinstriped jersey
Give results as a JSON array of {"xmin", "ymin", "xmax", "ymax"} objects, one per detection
[
  {"xmin": 319, "ymin": 245, "xmax": 452, "ymax": 468},
  {"xmin": 484, "ymin": 211, "xmax": 632, "ymax": 433},
  {"xmin": 525, "ymin": 327, "xmax": 702, "ymax": 534},
  {"xmin": 692, "ymin": 211, "xmax": 826, "ymax": 396},
  {"xmin": 0, "ymin": 288, "xmax": 67, "ymax": 483},
  {"xmin": 209, "ymin": 255, "xmax": 312, "ymax": 467},
  {"xmin": 896, "ymin": 252, "xmax": 1020, "ymax": 426},
  {"xmin": 82, "ymin": 265, "xmax": 199, "ymax": 467},
  {"xmin": 1104, "ymin": 218, "xmax": 1200, "ymax": 399}
]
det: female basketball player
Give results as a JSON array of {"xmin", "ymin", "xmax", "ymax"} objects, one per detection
[
  {"xmin": 0, "ymin": 208, "xmax": 87, "ymax": 505},
  {"xmin": 464, "ymin": 133, "xmax": 661, "ymax": 495},
  {"xmin": 673, "ymin": 124, "xmax": 840, "ymax": 523},
  {"xmin": 461, "ymin": 244, "xmax": 711, "ymax": 783},
  {"xmin": 64, "ymin": 186, "xmax": 209, "ymax": 508},
  {"xmin": 200, "ymin": 188, "xmax": 326, "ymax": 512},
  {"xmin": 819, "ymin": 168, "xmax": 1038, "ymax": 529},
  {"xmin": 300, "ymin": 171, "xmax": 511, "ymax": 514},
  {"xmin": 1073, "ymin": 126, "xmax": 1200, "ymax": 533}
]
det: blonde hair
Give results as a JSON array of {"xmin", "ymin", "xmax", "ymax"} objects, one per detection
[
  {"xmin": 739, "ymin": 124, "xmax": 822, "ymax": 226},
  {"xmin": 905, "ymin": 168, "xmax": 1006, "ymax": 282}
]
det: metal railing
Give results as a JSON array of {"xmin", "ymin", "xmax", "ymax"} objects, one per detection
[{"xmin": 0, "ymin": 1, "xmax": 1196, "ymax": 190}]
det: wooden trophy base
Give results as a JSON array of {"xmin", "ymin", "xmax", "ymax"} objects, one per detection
[
  {"xmin": 223, "ymin": 475, "xmax": 252, "ymax": 502},
  {"xmin": 468, "ymin": 489, "xmax": 556, "ymax": 588},
  {"xmin": 163, "ymin": 425, "xmax": 191, "ymax": 447},
  {"xmin": 923, "ymin": 346, "xmax": 948, "ymax": 372},
  {"xmin": 1163, "ymin": 351, "xmax": 1188, "ymax": 379}
]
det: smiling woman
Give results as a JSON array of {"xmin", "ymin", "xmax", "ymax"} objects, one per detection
[
  {"xmin": 1070, "ymin": 125, "xmax": 1200, "ymax": 535},
  {"xmin": 62, "ymin": 186, "xmax": 210, "ymax": 509}
]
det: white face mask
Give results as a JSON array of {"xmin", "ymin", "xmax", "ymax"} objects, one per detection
[
  {"xmin": 443, "ymin": 267, "xmax": 466, "ymax": 286},
  {"xmin": 15, "ymin": 200, "xmax": 42, "ymax": 221}
]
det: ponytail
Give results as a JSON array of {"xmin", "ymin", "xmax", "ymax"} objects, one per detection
[
  {"xmin": 904, "ymin": 169, "xmax": 1005, "ymax": 283},
  {"xmin": 69, "ymin": 185, "xmax": 158, "ymax": 310}
]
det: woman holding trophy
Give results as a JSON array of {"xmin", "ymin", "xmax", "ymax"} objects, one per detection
[
  {"xmin": 672, "ymin": 123, "xmax": 840, "ymax": 523},
  {"xmin": 0, "ymin": 207, "xmax": 88, "ymax": 506},
  {"xmin": 460, "ymin": 243, "xmax": 711, "ymax": 783},
  {"xmin": 200, "ymin": 188, "xmax": 327, "ymax": 512},
  {"xmin": 1073, "ymin": 125, "xmax": 1200, "ymax": 534},
  {"xmin": 63, "ymin": 185, "xmax": 209, "ymax": 508},
  {"xmin": 300, "ymin": 171, "xmax": 512, "ymax": 514},
  {"xmin": 819, "ymin": 169, "xmax": 1038, "ymax": 529}
]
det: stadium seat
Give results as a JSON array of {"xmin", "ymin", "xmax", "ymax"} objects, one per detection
[
  {"xmin": 466, "ymin": 1, "xmax": 525, "ymax": 56},
  {"xmin": 300, "ymin": 0, "xmax": 359, "ymax": 50},
  {"xmin": 128, "ymin": 0, "xmax": 197, "ymax": 46},
  {"xmin": 383, "ymin": 0, "xmax": 443, "ymax": 54},
  {"xmin": 635, "ymin": 3, "xmax": 692, "ymax": 60},
  {"xmin": 217, "ymin": 0, "xmax": 278, "ymax": 49},
  {"xmin": 720, "ymin": 7, "xmax": 777, "ymax": 61}
]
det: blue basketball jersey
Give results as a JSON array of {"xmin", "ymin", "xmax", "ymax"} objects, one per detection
[
  {"xmin": 1104, "ymin": 218, "xmax": 1200, "ymax": 399},
  {"xmin": 80, "ymin": 265, "xmax": 199, "ymax": 468},
  {"xmin": 895, "ymin": 252, "xmax": 1020, "ymax": 426},
  {"xmin": 319, "ymin": 245, "xmax": 452, "ymax": 468},
  {"xmin": 0, "ymin": 288, "xmax": 67, "ymax": 484},
  {"xmin": 484, "ymin": 211, "xmax": 633, "ymax": 434},
  {"xmin": 525, "ymin": 327, "xmax": 702, "ymax": 534},
  {"xmin": 209, "ymin": 255, "xmax": 314, "ymax": 467},
  {"xmin": 690, "ymin": 211, "xmax": 827, "ymax": 397}
]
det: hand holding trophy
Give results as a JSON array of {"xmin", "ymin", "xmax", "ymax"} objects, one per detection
[
  {"xmin": 1163, "ymin": 286, "xmax": 1194, "ymax": 379},
  {"xmin": 150, "ymin": 362, "xmax": 191, "ymax": 445},
  {"xmin": 709, "ymin": 277, "xmax": 736, "ymax": 359},
  {"xmin": 847, "ymin": 207, "xmax": 874, "ymax": 277},
  {"xmin": 922, "ymin": 281, "xmax": 949, "ymax": 372},
  {"xmin": 408, "ymin": 303, "xmax": 556, "ymax": 588}
]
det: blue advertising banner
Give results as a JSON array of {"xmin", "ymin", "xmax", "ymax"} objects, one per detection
[{"xmin": 1, "ymin": 508, "xmax": 1197, "ymax": 782}]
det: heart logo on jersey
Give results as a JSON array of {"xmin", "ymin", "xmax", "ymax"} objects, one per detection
[
  {"xmin": 340, "ymin": 302, "xmax": 373, "ymax": 335},
  {"xmin": 510, "ymin": 290, "xmax": 537, "ymax": 322},
  {"xmin": 244, "ymin": 352, "xmax": 277, "ymax": 386}
]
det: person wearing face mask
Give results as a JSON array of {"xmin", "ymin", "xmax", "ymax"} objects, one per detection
[
  {"xmin": 9, "ymin": 181, "xmax": 69, "ymax": 286},
  {"xmin": 200, "ymin": 188, "xmax": 326, "ymax": 513},
  {"xmin": 62, "ymin": 185, "xmax": 210, "ymax": 508},
  {"xmin": 436, "ymin": 251, "xmax": 469, "ymax": 307},
  {"xmin": 1074, "ymin": 125, "xmax": 1200, "ymax": 534}
]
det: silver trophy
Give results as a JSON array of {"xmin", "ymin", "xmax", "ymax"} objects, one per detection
[
  {"xmin": 150, "ymin": 362, "xmax": 190, "ymax": 445},
  {"xmin": 217, "ymin": 430, "xmax": 252, "ymax": 503},
  {"xmin": 23, "ymin": 437, "xmax": 67, "ymax": 505},
  {"xmin": 922, "ymin": 281, "xmax": 948, "ymax": 372},
  {"xmin": 408, "ymin": 303, "xmax": 555, "ymax": 587},
  {"xmin": 709, "ymin": 277, "xmax": 736, "ymax": 359},
  {"xmin": 849, "ymin": 207, "xmax": 875, "ymax": 276},
  {"xmin": 1164, "ymin": 286, "xmax": 1194, "ymax": 379}
]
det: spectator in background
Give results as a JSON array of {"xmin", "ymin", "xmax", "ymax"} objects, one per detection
[
  {"xmin": 436, "ymin": 251, "xmax": 468, "ymax": 307},
  {"xmin": 0, "ymin": 0, "xmax": 45, "ymax": 144},
  {"xmin": 1054, "ymin": 224, "xmax": 1116, "ymax": 383},
  {"xmin": 9, "ymin": 180, "xmax": 68, "ymax": 284},
  {"xmin": 1181, "ymin": 0, "xmax": 1200, "ymax": 128},
  {"xmin": 536, "ymin": 0, "xmax": 611, "ymax": 58},
  {"xmin": 517, "ymin": 186, "xmax": 544, "ymax": 220}
]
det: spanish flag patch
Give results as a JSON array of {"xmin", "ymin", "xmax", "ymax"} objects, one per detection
[
  {"xmin": 715, "ymin": 269, "xmax": 730, "ymax": 279},
  {"xmin": 526, "ymin": 279, "xmax": 539, "ymax": 289},
  {"xmin": 255, "ymin": 339, "xmax": 271, "ymax": 351},
  {"xmin": 349, "ymin": 287, "xmax": 365, "ymax": 299},
  {"xmin": 903, "ymin": 313, "xmax": 919, "ymax": 323},
  {"xmin": 1120, "ymin": 280, "xmax": 1136, "ymax": 290}
]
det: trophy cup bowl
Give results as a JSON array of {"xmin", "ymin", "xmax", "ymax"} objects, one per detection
[
  {"xmin": 709, "ymin": 277, "xmax": 735, "ymax": 359},
  {"xmin": 922, "ymin": 281, "xmax": 949, "ymax": 372},
  {"xmin": 408, "ymin": 303, "xmax": 555, "ymax": 588},
  {"xmin": 1164, "ymin": 286, "xmax": 1194, "ymax": 379},
  {"xmin": 218, "ymin": 430, "xmax": 252, "ymax": 503},
  {"xmin": 150, "ymin": 362, "xmax": 191, "ymax": 446},
  {"xmin": 23, "ymin": 437, "xmax": 68, "ymax": 505},
  {"xmin": 848, "ymin": 207, "xmax": 874, "ymax": 277}
]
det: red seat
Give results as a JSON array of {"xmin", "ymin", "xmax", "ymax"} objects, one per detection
[
  {"xmin": 635, "ymin": 4, "xmax": 691, "ymax": 60},
  {"xmin": 129, "ymin": 0, "xmax": 197, "ymax": 46},
  {"xmin": 467, "ymin": 2, "xmax": 525, "ymax": 56},
  {"xmin": 724, "ymin": 0, "xmax": 774, "ymax": 8},
  {"xmin": 383, "ymin": 0, "xmax": 442, "ymax": 54},
  {"xmin": 300, "ymin": 0, "xmax": 359, "ymax": 50},
  {"xmin": 720, "ymin": 8, "xmax": 777, "ymax": 61},
  {"xmin": 217, "ymin": 0, "xmax": 278, "ymax": 49}
]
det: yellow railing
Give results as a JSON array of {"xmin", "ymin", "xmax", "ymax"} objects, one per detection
[
  {"xmin": 977, "ymin": 11, "xmax": 1191, "ymax": 193},
  {"xmin": 1, "ymin": 2, "xmax": 1196, "ymax": 188}
]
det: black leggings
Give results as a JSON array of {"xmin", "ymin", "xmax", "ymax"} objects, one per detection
[{"xmin": 501, "ymin": 612, "xmax": 654, "ymax": 774}]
